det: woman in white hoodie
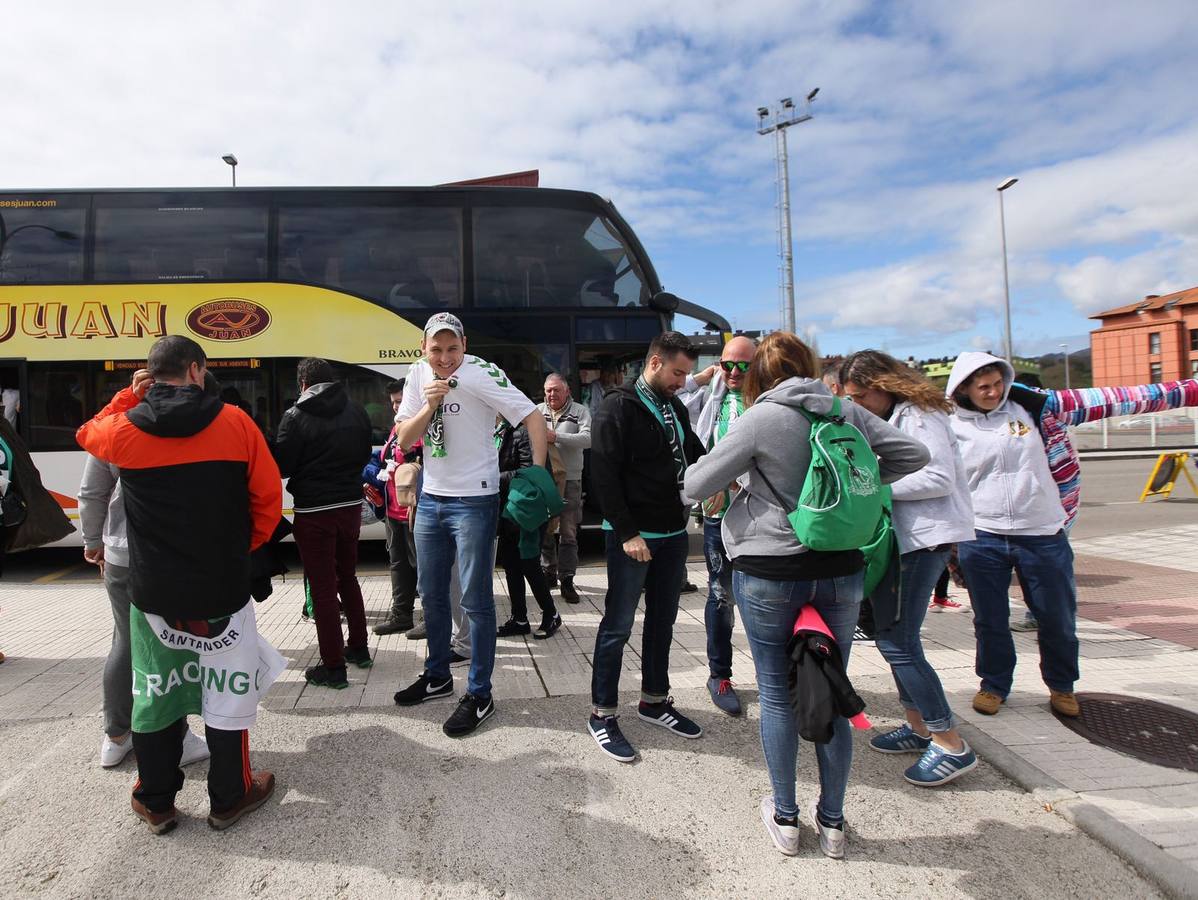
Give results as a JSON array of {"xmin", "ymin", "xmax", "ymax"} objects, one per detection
[
  {"xmin": 840, "ymin": 351, "xmax": 978, "ymax": 787},
  {"xmin": 946, "ymin": 351, "xmax": 1080, "ymax": 719}
]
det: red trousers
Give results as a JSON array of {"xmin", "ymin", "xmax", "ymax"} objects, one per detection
[{"xmin": 293, "ymin": 504, "xmax": 368, "ymax": 668}]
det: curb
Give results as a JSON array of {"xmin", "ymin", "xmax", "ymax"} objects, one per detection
[{"xmin": 960, "ymin": 721, "xmax": 1198, "ymax": 900}]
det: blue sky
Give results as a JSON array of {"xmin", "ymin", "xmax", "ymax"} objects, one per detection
[{"xmin": 4, "ymin": 0, "xmax": 1197, "ymax": 360}]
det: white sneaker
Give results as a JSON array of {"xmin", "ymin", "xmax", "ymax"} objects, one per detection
[
  {"xmin": 180, "ymin": 728, "xmax": 211, "ymax": 767},
  {"xmin": 760, "ymin": 796, "xmax": 800, "ymax": 856},
  {"xmin": 100, "ymin": 733, "xmax": 134, "ymax": 768},
  {"xmin": 809, "ymin": 802, "xmax": 846, "ymax": 860}
]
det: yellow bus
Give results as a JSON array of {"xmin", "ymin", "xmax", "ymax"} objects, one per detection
[{"xmin": 0, "ymin": 186, "xmax": 729, "ymax": 543}]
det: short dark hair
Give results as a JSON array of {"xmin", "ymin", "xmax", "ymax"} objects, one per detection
[
  {"xmin": 386, "ymin": 379, "xmax": 404, "ymax": 395},
  {"xmin": 646, "ymin": 331, "xmax": 698, "ymax": 365},
  {"xmin": 297, "ymin": 358, "xmax": 336, "ymax": 389},
  {"xmin": 147, "ymin": 335, "xmax": 206, "ymax": 380}
]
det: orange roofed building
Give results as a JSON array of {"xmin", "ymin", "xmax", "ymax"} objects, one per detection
[{"xmin": 1089, "ymin": 286, "xmax": 1198, "ymax": 387}]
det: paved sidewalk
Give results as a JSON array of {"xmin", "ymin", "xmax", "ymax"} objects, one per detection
[{"xmin": 1, "ymin": 524, "xmax": 1196, "ymax": 897}]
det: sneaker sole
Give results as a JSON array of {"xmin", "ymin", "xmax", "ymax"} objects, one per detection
[
  {"xmin": 444, "ymin": 703, "xmax": 495, "ymax": 738},
  {"xmin": 136, "ymin": 813, "xmax": 177, "ymax": 836},
  {"xmin": 588, "ymin": 725, "xmax": 636, "ymax": 763},
  {"xmin": 207, "ymin": 782, "xmax": 276, "ymax": 831},
  {"xmin": 637, "ymin": 710, "xmax": 703, "ymax": 739},
  {"xmin": 306, "ymin": 679, "xmax": 349, "ymax": 690},
  {"xmin": 904, "ymin": 756, "xmax": 978, "ymax": 787},
  {"xmin": 347, "ymin": 659, "xmax": 373, "ymax": 669}
]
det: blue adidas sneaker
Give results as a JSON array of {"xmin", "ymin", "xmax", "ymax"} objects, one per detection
[
  {"xmin": 869, "ymin": 724, "xmax": 932, "ymax": 755},
  {"xmin": 904, "ymin": 741, "xmax": 978, "ymax": 787},
  {"xmin": 588, "ymin": 714, "xmax": 637, "ymax": 763}
]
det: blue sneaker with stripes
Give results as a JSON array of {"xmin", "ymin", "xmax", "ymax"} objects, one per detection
[
  {"xmin": 638, "ymin": 698, "xmax": 703, "ymax": 739},
  {"xmin": 588, "ymin": 714, "xmax": 637, "ymax": 762},
  {"xmin": 869, "ymin": 724, "xmax": 932, "ymax": 755},
  {"xmin": 904, "ymin": 741, "xmax": 978, "ymax": 787}
]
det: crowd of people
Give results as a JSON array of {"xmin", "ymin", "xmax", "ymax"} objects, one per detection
[{"xmin": 63, "ymin": 312, "xmax": 1198, "ymax": 854}]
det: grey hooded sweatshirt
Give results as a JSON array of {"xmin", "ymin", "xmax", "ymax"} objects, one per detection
[{"xmin": 683, "ymin": 377, "xmax": 930, "ymax": 565}]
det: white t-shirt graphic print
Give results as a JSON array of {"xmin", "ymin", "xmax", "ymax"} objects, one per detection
[{"xmin": 397, "ymin": 356, "xmax": 536, "ymax": 497}]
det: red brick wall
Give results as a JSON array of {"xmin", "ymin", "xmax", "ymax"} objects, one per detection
[{"xmin": 1091, "ymin": 310, "xmax": 1198, "ymax": 387}]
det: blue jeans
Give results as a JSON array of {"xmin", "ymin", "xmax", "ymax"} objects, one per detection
[
  {"xmin": 957, "ymin": 530, "xmax": 1079, "ymax": 697},
  {"xmin": 414, "ymin": 493, "xmax": 500, "ymax": 698},
  {"xmin": 591, "ymin": 532, "xmax": 689, "ymax": 715},
  {"xmin": 733, "ymin": 569, "xmax": 862, "ymax": 823},
  {"xmin": 874, "ymin": 548, "xmax": 955, "ymax": 732},
  {"xmin": 703, "ymin": 518, "xmax": 735, "ymax": 679}
]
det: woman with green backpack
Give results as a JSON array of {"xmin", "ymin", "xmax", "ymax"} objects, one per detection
[
  {"xmin": 839, "ymin": 351, "xmax": 979, "ymax": 787},
  {"xmin": 684, "ymin": 332, "xmax": 928, "ymax": 859}
]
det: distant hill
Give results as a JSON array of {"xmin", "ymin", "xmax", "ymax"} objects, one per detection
[{"xmin": 1038, "ymin": 349, "xmax": 1091, "ymax": 390}]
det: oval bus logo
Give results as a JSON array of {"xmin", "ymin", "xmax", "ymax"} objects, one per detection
[{"xmin": 186, "ymin": 299, "xmax": 271, "ymax": 342}]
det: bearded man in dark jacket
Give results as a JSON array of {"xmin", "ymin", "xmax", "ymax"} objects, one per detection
[{"xmin": 274, "ymin": 357, "xmax": 373, "ymax": 689}]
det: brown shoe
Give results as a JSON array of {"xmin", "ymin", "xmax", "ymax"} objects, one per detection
[
  {"xmin": 131, "ymin": 796, "xmax": 178, "ymax": 835},
  {"xmin": 1050, "ymin": 691, "xmax": 1080, "ymax": 717},
  {"xmin": 207, "ymin": 771, "xmax": 276, "ymax": 831},
  {"xmin": 972, "ymin": 690, "xmax": 1003, "ymax": 715}
]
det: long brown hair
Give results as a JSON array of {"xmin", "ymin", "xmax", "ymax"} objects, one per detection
[
  {"xmin": 743, "ymin": 331, "xmax": 820, "ymax": 406},
  {"xmin": 839, "ymin": 350, "xmax": 953, "ymax": 413}
]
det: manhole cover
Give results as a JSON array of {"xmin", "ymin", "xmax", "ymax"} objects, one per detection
[{"xmin": 1054, "ymin": 692, "xmax": 1198, "ymax": 773}]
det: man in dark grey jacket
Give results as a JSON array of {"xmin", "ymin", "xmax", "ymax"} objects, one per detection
[{"xmin": 537, "ymin": 373, "xmax": 591, "ymax": 604}]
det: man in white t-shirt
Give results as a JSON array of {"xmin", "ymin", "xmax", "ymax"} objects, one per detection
[{"xmin": 391, "ymin": 312, "xmax": 547, "ymax": 737}]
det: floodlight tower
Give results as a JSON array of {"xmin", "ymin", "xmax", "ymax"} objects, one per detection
[{"xmin": 757, "ymin": 87, "xmax": 818, "ymax": 334}]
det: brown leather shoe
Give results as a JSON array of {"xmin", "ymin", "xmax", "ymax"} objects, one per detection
[
  {"xmin": 972, "ymin": 690, "xmax": 1003, "ymax": 715},
  {"xmin": 131, "ymin": 796, "xmax": 178, "ymax": 835},
  {"xmin": 1050, "ymin": 691, "xmax": 1080, "ymax": 717},
  {"xmin": 207, "ymin": 771, "xmax": 276, "ymax": 831}
]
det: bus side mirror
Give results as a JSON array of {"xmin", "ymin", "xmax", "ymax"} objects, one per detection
[{"xmin": 649, "ymin": 291, "xmax": 680, "ymax": 313}]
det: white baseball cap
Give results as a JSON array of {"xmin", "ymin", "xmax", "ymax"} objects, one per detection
[{"xmin": 423, "ymin": 312, "xmax": 465, "ymax": 339}]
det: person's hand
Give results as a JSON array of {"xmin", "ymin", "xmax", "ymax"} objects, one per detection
[
  {"xmin": 622, "ymin": 535, "xmax": 651, "ymax": 562},
  {"xmin": 546, "ymin": 429, "xmax": 557, "ymax": 444},
  {"xmin": 83, "ymin": 546, "xmax": 105, "ymax": 576},
  {"xmin": 423, "ymin": 380, "xmax": 451, "ymax": 409},
  {"xmin": 693, "ymin": 364, "xmax": 719, "ymax": 388},
  {"xmin": 131, "ymin": 369, "xmax": 153, "ymax": 399}
]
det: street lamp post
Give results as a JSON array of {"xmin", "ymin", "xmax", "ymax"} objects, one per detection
[
  {"xmin": 222, "ymin": 154, "xmax": 238, "ymax": 187},
  {"xmin": 997, "ymin": 177, "xmax": 1018, "ymax": 363},
  {"xmin": 1060, "ymin": 342, "xmax": 1071, "ymax": 390},
  {"xmin": 757, "ymin": 88, "xmax": 819, "ymax": 334}
]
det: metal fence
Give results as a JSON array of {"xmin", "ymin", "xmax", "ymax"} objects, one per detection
[{"xmin": 1070, "ymin": 408, "xmax": 1198, "ymax": 451}]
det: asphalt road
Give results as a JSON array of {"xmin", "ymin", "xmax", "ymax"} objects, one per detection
[{"xmin": 3, "ymin": 456, "xmax": 1195, "ymax": 584}]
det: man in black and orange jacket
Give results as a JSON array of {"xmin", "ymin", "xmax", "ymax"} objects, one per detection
[{"xmin": 77, "ymin": 335, "xmax": 283, "ymax": 835}]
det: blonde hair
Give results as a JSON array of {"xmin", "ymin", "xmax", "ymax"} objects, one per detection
[
  {"xmin": 743, "ymin": 331, "xmax": 820, "ymax": 406},
  {"xmin": 839, "ymin": 350, "xmax": 953, "ymax": 413}
]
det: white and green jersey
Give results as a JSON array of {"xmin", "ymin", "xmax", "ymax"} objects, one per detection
[
  {"xmin": 701, "ymin": 389, "xmax": 743, "ymax": 519},
  {"xmin": 397, "ymin": 356, "xmax": 536, "ymax": 497},
  {"xmin": 129, "ymin": 599, "xmax": 286, "ymax": 733}
]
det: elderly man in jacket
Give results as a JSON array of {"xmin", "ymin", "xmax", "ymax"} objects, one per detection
[{"xmin": 537, "ymin": 373, "xmax": 591, "ymax": 604}]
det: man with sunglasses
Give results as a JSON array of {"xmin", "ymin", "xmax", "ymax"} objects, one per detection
[{"xmin": 680, "ymin": 335, "xmax": 757, "ymax": 716}]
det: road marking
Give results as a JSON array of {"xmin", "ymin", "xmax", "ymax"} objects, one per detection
[{"xmin": 32, "ymin": 564, "xmax": 88, "ymax": 584}]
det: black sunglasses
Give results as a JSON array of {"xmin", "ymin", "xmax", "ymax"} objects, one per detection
[{"xmin": 720, "ymin": 360, "xmax": 751, "ymax": 373}]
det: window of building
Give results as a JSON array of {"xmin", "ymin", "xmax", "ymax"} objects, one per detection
[
  {"xmin": 1149, "ymin": 332, "xmax": 1161, "ymax": 355},
  {"xmin": 1150, "ymin": 362, "xmax": 1163, "ymax": 383},
  {"xmin": 1192, "ymin": 358, "xmax": 1198, "ymax": 378},
  {"xmin": 1190, "ymin": 329, "xmax": 1198, "ymax": 352}
]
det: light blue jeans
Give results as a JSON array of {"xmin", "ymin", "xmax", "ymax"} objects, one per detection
[
  {"xmin": 414, "ymin": 493, "xmax": 499, "ymax": 698},
  {"xmin": 733, "ymin": 569, "xmax": 862, "ymax": 823}
]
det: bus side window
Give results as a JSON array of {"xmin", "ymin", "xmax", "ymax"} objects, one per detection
[
  {"xmin": 0, "ymin": 204, "xmax": 85, "ymax": 284},
  {"xmin": 27, "ymin": 364, "xmax": 88, "ymax": 451}
]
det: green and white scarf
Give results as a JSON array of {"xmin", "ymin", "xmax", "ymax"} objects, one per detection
[
  {"xmin": 635, "ymin": 375, "xmax": 687, "ymax": 490},
  {"xmin": 425, "ymin": 375, "xmax": 457, "ymax": 458}
]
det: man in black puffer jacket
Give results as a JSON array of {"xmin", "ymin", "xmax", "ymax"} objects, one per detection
[{"xmin": 274, "ymin": 358, "xmax": 373, "ymax": 689}]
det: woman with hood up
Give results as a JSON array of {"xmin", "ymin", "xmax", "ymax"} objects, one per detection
[
  {"xmin": 946, "ymin": 351, "xmax": 1198, "ymax": 720},
  {"xmin": 685, "ymin": 332, "xmax": 928, "ymax": 860},
  {"xmin": 839, "ymin": 350, "xmax": 978, "ymax": 787}
]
